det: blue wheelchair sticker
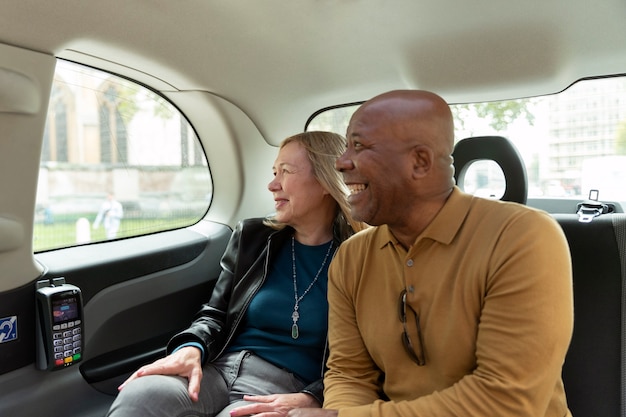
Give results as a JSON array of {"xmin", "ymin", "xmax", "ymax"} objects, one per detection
[{"xmin": 0, "ymin": 316, "xmax": 18, "ymax": 343}]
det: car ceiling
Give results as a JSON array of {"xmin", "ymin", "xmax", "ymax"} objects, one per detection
[{"xmin": 2, "ymin": 0, "xmax": 626, "ymax": 144}]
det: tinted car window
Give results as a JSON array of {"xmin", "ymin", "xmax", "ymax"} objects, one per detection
[
  {"xmin": 307, "ymin": 76, "xmax": 626, "ymax": 205},
  {"xmin": 34, "ymin": 60, "xmax": 212, "ymax": 252}
]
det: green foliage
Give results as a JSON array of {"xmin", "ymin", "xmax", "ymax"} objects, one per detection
[
  {"xmin": 309, "ymin": 99, "xmax": 536, "ymax": 138},
  {"xmin": 150, "ymin": 92, "xmax": 176, "ymax": 120},
  {"xmin": 108, "ymin": 80, "xmax": 140, "ymax": 126},
  {"xmin": 452, "ymin": 99, "xmax": 535, "ymax": 132},
  {"xmin": 104, "ymin": 75, "xmax": 179, "ymax": 130}
]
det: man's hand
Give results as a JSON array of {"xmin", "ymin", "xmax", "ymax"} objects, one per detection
[
  {"xmin": 117, "ymin": 346, "xmax": 203, "ymax": 402},
  {"xmin": 229, "ymin": 393, "xmax": 321, "ymax": 417},
  {"xmin": 287, "ymin": 408, "xmax": 338, "ymax": 417}
]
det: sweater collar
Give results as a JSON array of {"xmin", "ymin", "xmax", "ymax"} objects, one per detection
[{"xmin": 377, "ymin": 186, "xmax": 473, "ymax": 249}]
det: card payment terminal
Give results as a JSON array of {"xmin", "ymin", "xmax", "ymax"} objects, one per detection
[{"xmin": 35, "ymin": 278, "xmax": 84, "ymax": 371}]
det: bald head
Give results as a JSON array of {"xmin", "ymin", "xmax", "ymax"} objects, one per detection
[
  {"xmin": 355, "ymin": 90, "xmax": 455, "ymax": 155},
  {"xmin": 347, "ymin": 90, "xmax": 456, "ymax": 189}
]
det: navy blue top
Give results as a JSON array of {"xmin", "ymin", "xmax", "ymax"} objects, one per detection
[{"xmin": 227, "ymin": 238, "xmax": 332, "ymax": 383}]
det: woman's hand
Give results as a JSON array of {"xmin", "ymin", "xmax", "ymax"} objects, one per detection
[
  {"xmin": 117, "ymin": 346, "xmax": 203, "ymax": 402},
  {"xmin": 229, "ymin": 393, "xmax": 321, "ymax": 417}
]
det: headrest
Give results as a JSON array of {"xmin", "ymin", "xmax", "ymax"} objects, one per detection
[{"xmin": 452, "ymin": 135, "xmax": 528, "ymax": 204}]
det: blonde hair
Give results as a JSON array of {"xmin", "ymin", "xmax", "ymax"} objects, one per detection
[{"xmin": 265, "ymin": 131, "xmax": 365, "ymax": 241}]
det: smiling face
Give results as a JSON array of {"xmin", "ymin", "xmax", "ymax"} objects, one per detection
[
  {"xmin": 335, "ymin": 90, "xmax": 456, "ymax": 233},
  {"xmin": 336, "ymin": 106, "xmax": 417, "ymax": 226},
  {"xmin": 268, "ymin": 141, "xmax": 335, "ymax": 234}
]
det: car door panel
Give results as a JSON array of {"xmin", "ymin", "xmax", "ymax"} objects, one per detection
[{"xmin": 0, "ymin": 220, "xmax": 231, "ymax": 417}]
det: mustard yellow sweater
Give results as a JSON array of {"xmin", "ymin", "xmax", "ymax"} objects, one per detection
[{"xmin": 324, "ymin": 187, "xmax": 573, "ymax": 417}]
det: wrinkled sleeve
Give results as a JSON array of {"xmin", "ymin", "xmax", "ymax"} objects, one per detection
[
  {"xmin": 167, "ymin": 221, "xmax": 242, "ymax": 362},
  {"xmin": 324, "ymin": 239, "xmax": 383, "ymax": 408}
]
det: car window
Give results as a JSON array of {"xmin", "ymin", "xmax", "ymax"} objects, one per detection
[
  {"xmin": 34, "ymin": 60, "xmax": 212, "ymax": 252},
  {"xmin": 306, "ymin": 76, "xmax": 626, "ymax": 206}
]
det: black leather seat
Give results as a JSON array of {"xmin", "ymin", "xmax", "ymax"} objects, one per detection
[
  {"xmin": 452, "ymin": 135, "xmax": 626, "ymax": 416},
  {"xmin": 554, "ymin": 213, "xmax": 626, "ymax": 417},
  {"xmin": 452, "ymin": 135, "xmax": 528, "ymax": 204}
]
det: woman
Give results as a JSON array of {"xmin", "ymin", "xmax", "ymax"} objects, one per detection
[{"xmin": 107, "ymin": 131, "xmax": 364, "ymax": 417}]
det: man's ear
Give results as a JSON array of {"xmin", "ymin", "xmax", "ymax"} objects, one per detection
[{"xmin": 412, "ymin": 145, "xmax": 433, "ymax": 178}]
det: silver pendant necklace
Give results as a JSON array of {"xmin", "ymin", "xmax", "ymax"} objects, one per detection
[{"xmin": 291, "ymin": 236, "xmax": 334, "ymax": 339}]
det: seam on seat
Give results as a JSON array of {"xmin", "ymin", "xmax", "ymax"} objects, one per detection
[
  {"xmin": 556, "ymin": 213, "xmax": 622, "ymax": 416},
  {"xmin": 613, "ymin": 214, "xmax": 626, "ymax": 417}
]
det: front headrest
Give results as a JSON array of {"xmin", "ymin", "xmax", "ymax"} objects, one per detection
[{"xmin": 452, "ymin": 135, "xmax": 528, "ymax": 204}]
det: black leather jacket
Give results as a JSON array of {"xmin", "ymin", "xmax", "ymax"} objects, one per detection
[{"xmin": 168, "ymin": 217, "xmax": 337, "ymax": 405}]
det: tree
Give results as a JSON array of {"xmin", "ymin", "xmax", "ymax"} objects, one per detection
[{"xmin": 452, "ymin": 99, "xmax": 535, "ymax": 133}]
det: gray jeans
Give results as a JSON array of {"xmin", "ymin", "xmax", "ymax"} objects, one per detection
[{"xmin": 107, "ymin": 350, "xmax": 307, "ymax": 417}]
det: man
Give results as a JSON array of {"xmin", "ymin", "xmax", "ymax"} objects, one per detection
[
  {"xmin": 93, "ymin": 192, "xmax": 124, "ymax": 239},
  {"xmin": 292, "ymin": 90, "xmax": 573, "ymax": 416}
]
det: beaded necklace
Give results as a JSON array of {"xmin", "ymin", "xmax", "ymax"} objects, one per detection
[{"xmin": 290, "ymin": 236, "xmax": 334, "ymax": 339}]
